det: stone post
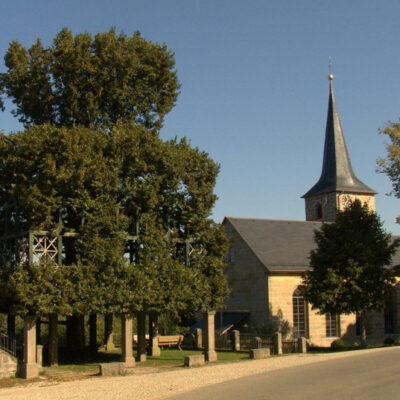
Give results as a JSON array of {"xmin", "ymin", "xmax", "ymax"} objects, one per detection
[
  {"xmin": 48, "ymin": 314, "xmax": 58, "ymax": 366},
  {"xmin": 273, "ymin": 332, "xmax": 283, "ymax": 355},
  {"xmin": 136, "ymin": 312, "xmax": 147, "ymax": 362},
  {"xmin": 36, "ymin": 345, "xmax": 43, "ymax": 367},
  {"xmin": 195, "ymin": 328, "xmax": 203, "ymax": 350},
  {"xmin": 21, "ymin": 316, "xmax": 39, "ymax": 379},
  {"xmin": 148, "ymin": 313, "xmax": 160, "ymax": 356},
  {"xmin": 253, "ymin": 336, "xmax": 262, "ymax": 349},
  {"xmin": 89, "ymin": 314, "xmax": 97, "ymax": 351},
  {"xmin": 104, "ymin": 314, "xmax": 115, "ymax": 351},
  {"xmin": 121, "ymin": 314, "xmax": 135, "ymax": 368},
  {"xmin": 232, "ymin": 330, "xmax": 240, "ymax": 351},
  {"xmin": 298, "ymin": 337, "xmax": 307, "ymax": 353},
  {"xmin": 203, "ymin": 311, "xmax": 217, "ymax": 362}
]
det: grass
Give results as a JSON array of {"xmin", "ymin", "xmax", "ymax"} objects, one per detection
[
  {"xmin": 142, "ymin": 349, "xmax": 249, "ymax": 366},
  {"xmin": 308, "ymin": 343, "xmax": 388, "ymax": 354},
  {"xmin": 37, "ymin": 348, "xmax": 251, "ymax": 376},
  {"xmin": 16, "ymin": 348, "xmax": 250, "ymax": 381},
  {"xmin": 0, "ymin": 376, "xmax": 43, "ymax": 389},
  {"xmin": 0, "ymin": 348, "xmax": 251, "ymax": 387}
]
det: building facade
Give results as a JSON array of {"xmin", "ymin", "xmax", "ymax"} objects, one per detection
[{"xmin": 223, "ymin": 76, "xmax": 400, "ymax": 346}]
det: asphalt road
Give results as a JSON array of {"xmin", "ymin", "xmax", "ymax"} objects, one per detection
[{"xmin": 164, "ymin": 348, "xmax": 400, "ymax": 400}]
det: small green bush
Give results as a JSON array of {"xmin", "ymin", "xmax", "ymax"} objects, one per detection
[
  {"xmin": 384, "ymin": 337, "xmax": 395, "ymax": 345},
  {"xmin": 330, "ymin": 339, "xmax": 345, "ymax": 350},
  {"xmin": 393, "ymin": 337, "xmax": 400, "ymax": 346}
]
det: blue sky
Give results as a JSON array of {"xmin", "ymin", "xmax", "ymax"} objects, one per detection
[{"xmin": 1, "ymin": 0, "xmax": 400, "ymax": 233}]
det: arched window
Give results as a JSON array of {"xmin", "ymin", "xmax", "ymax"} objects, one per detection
[
  {"xmin": 293, "ymin": 288, "xmax": 307, "ymax": 338},
  {"xmin": 316, "ymin": 203, "xmax": 323, "ymax": 219}
]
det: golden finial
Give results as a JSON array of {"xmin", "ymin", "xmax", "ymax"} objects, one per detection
[{"xmin": 328, "ymin": 56, "xmax": 334, "ymax": 80}]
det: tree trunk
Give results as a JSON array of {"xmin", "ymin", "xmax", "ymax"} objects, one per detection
[
  {"xmin": 104, "ymin": 314, "xmax": 114, "ymax": 350},
  {"xmin": 148, "ymin": 313, "xmax": 160, "ymax": 356},
  {"xmin": 359, "ymin": 311, "xmax": 367, "ymax": 347},
  {"xmin": 48, "ymin": 314, "xmax": 58, "ymax": 366},
  {"xmin": 67, "ymin": 315, "xmax": 85, "ymax": 351},
  {"xmin": 136, "ymin": 312, "xmax": 147, "ymax": 362},
  {"xmin": 7, "ymin": 314, "xmax": 15, "ymax": 338},
  {"xmin": 89, "ymin": 314, "xmax": 97, "ymax": 352},
  {"xmin": 36, "ymin": 316, "xmax": 41, "ymax": 345}
]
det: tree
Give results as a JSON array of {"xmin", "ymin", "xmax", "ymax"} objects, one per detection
[
  {"xmin": 0, "ymin": 122, "xmax": 228, "ymax": 320},
  {"xmin": 0, "ymin": 28, "xmax": 180, "ymax": 129},
  {"xmin": 377, "ymin": 119, "xmax": 400, "ymax": 223},
  {"xmin": 300, "ymin": 200, "xmax": 399, "ymax": 346}
]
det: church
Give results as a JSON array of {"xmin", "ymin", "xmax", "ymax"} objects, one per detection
[{"xmin": 222, "ymin": 75, "xmax": 400, "ymax": 346}]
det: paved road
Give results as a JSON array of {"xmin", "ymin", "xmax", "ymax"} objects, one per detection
[{"xmin": 164, "ymin": 348, "xmax": 400, "ymax": 400}]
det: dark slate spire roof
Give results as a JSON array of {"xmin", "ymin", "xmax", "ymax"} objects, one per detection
[{"xmin": 302, "ymin": 77, "xmax": 376, "ymax": 198}]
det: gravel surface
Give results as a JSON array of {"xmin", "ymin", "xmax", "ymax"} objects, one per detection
[{"xmin": 0, "ymin": 347, "xmax": 393, "ymax": 400}]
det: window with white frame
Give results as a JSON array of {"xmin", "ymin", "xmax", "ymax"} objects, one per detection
[
  {"xmin": 326, "ymin": 313, "xmax": 340, "ymax": 337},
  {"xmin": 293, "ymin": 289, "xmax": 307, "ymax": 338}
]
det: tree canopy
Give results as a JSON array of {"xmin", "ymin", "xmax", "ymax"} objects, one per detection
[
  {"xmin": 377, "ymin": 119, "xmax": 400, "ymax": 223},
  {"xmin": 0, "ymin": 28, "xmax": 228, "ymax": 324},
  {"xmin": 0, "ymin": 123, "xmax": 229, "ymax": 317},
  {"xmin": 0, "ymin": 28, "xmax": 180, "ymax": 129},
  {"xmin": 300, "ymin": 200, "xmax": 399, "ymax": 345}
]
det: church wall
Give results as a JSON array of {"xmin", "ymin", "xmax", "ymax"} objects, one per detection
[
  {"xmin": 305, "ymin": 192, "xmax": 337, "ymax": 221},
  {"xmin": 305, "ymin": 193, "xmax": 375, "ymax": 222},
  {"xmin": 364, "ymin": 280, "xmax": 400, "ymax": 344},
  {"xmin": 224, "ymin": 232, "xmax": 393, "ymax": 346},
  {"xmin": 223, "ymin": 220, "xmax": 269, "ymax": 327},
  {"xmin": 267, "ymin": 274, "xmax": 388, "ymax": 347}
]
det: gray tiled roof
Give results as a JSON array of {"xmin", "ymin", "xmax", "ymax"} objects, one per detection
[
  {"xmin": 225, "ymin": 217, "xmax": 400, "ymax": 273},
  {"xmin": 303, "ymin": 79, "xmax": 376, "ymax": 198},
  {"xmin": 225, "ymin": 217, "xmax": 322, "ymax": 272}
]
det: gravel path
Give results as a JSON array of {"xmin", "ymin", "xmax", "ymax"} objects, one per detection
[{"xmin": 0, "ymin": 347, "xmax": 394, "ymax": 400}]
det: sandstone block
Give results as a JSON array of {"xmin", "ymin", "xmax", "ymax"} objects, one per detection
[
  {"xmin": 184, "ymin": 355, "xmax": 205, "ymax": 367},
  {"xmin": 250, "ymin": 347, "xmax": 271, "ymax": 359},
  {"xmin": 99, "ymin": 362, "xmax": 135, "ymax": 376}
]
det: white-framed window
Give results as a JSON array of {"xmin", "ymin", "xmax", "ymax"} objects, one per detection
[
  {"xmin": 326, "ymin": 313, "xmax": 340, "ymax": 337},
  {"xmin": 293, "ymin": 289, "xmax": 307, "ymax": 338}
]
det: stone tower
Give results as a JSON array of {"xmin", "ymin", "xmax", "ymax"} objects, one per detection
[{"xmin": 302, "ymin": 76, "xmax": 376, "ymax": 222}]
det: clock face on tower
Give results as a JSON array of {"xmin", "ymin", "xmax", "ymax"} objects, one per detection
[{"xmin": 341, "ymin": 194, "xmax": 351, "ymax": 208}]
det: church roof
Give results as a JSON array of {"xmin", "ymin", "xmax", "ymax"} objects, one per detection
[
  {"xmin": 224, "ymin": 217, "xmax": 400, "ymax": 273},
  {"xmin": 224, "ymin": 217, "xmax": 322, "ymax": 272},
  {"xmin": 303, "ymin": 77, "xmax": 376, "ymax": 198}
]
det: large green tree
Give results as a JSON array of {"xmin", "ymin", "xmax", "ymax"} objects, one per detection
[
  {"xmin": 300, "ymin": 200, "xmax": 399, "ymax": 346},
  {"xmin": 0, "ymin": 28, "xmax": 180, "ymax": 129},
  {"xmin": 0, "ymin": 122, "xmax": 229, "ymax": 319},
  {"xmin": 377, "ymin": 119, "xmax": 400, "ymax": 223},
  {"xmin": 0, "ymin": 28, "xmax": 228, "ymax": 338}
]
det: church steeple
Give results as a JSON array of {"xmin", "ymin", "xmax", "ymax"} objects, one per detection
[{"xmin": 303, "ymin": 76, "xmax": 376, "ymax": 221}]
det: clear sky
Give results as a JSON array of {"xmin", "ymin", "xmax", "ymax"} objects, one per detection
[{"xmin": 1, "ymin": 0, "xmax": 400, "ymax": 233}]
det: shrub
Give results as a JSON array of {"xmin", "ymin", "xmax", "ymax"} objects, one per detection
[
  {"xmin": 330, "ymin": 339, "xmax": 345, "ymax": 350},
  {"xmin": 384, "ymin": 337, "xmax": 395, "ymax": 345},
  {"xmin": 394, "ymin": 337, "xmax": 400, "ymax": 346}
]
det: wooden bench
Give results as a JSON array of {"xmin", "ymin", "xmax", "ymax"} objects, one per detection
[{"xmin": 157, "ymin": 335, "xmax": 184, "ymax": 350}]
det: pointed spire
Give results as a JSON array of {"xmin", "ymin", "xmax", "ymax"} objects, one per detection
[{"xmin": 303, "ymin": 76, "xmax": 375, "ymax": 198}]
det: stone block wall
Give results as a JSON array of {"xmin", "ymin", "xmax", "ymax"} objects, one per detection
[
  {"xmin": 267, "ymin": 274, "xmax": 383, "ymax": 347},
  {"xmin": 268, "ymin": 275, "xmax": 302, "ymax": 327},
  {"xmin": 305, "ymin": 192, "xmax": 375, "ymax": 222},
  {"xmin": 224, "ymin": 220, "xmax": 269, "ymax": 326},
  {"xmin": 0, "ymin": 349, "xmax": 17, "ymax": 379}
]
